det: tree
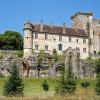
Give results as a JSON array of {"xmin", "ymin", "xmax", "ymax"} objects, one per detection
[
  {"xmin": 37, "ymin": 50, "xmax": 45, "ymax": 66},
  {"xmin": 95, "ymin": 73, "xmax": 100, "ymax": 95},
  {"xmin": 41, "ymin": 79, "xmax": 49, "ymax": 95},
  {"xmin": 95, "ymin": 59, "xmax": 100, "ymax": 95},
  {"xmin": 0, "ymin": 31, "xmax": 23, "ymax": 50},
  {"xmin": 52, "ymin": 49, "xmax": 59, "ymax": 75},
  {"xmin": 95, "ymin": 59, "xmax": 100, "ymax": 74},
  {"xmin": 3, "ymin": 63, "xmax": 24, "ymax": 96},
  {"xmin": 37, "ymin": 50, "xmax": 45, "ymax": 77},
  {"xmin": 81, "ymin": 81, "xmax": 90, "ymax": 94},
  {"xmin": 55, "ymin": 65, "xmax": 76, "ymax": 95},
  {"xmin": 52, "ymin": 49, "xmax": 59, "ymax": 62}
]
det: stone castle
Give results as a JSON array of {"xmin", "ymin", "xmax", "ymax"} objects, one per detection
[{"xmin": 23, "ymin": 12, "xmax": 100, "ymax": 59}]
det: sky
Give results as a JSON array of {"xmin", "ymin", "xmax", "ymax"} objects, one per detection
[{"xmin": 0, "ymin": 0, "xmax": 100, "ymax": 34}]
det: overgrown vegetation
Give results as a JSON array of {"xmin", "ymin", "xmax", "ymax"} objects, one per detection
[
  {"xmin": 95, "ymin": 59, "xmax": 100, "ymax": 95},
  {"xmin": 0, "ymin": 31, "xmax": 23, "ymax": 50},
  {"xmin": 0, "ymin": 77, "xmax": 98, "ymax": 99},
  {"xmin": 56, "ymin": 60, "xmax": 76, "ymax": 95},
  {"xmin": 3, "ymin": 63, "xmax": 24, "ymax": 96},
  {"xmin": 41, "ymin": 79, "xmax": 49, "ymax": 95},
  {"xmin": 81, "ymin": 81, "xmax": 90, "ymax": 94}
]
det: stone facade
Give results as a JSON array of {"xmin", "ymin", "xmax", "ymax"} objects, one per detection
[
  {"xmin": 23, "ymin": 12, "xmax": 100, "ymax": 59},
  {"xmin": 71, "ymin": 12, "xmax": 100, "ymax": 55}
]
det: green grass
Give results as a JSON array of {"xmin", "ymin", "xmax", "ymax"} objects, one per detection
[
  {"xmin": 0, "ymin": 77, "xmax": 99, "ymax": 100},
  {"xmin": 0, "ymin": 77, "xmax": 57, "ymax": 96},
  {"xmin": 23, "ymin": 77, "xmax": 57, "ymax": 96}
]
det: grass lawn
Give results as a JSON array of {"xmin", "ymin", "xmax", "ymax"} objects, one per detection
[{"xmin": 0, "ymin": 77, "xmax": 100, "ymax": 100}]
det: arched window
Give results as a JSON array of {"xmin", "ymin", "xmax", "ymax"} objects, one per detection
[{"xmin": 58, "ymin": 44, "xmax": 62, "ymax": 51}]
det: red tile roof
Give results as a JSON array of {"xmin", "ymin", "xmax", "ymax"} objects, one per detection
[{"xmin": 32, "ymin": 24, "xmax": 88, "ymax": 38}]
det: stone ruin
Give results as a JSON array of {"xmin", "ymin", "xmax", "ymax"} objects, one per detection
[
  {"xmin": 0, "ymin": 50, "xmax": 96, "ymax": 78},
  {"xmin": 22, "ymin": 48, "xmax": 95, "ymax": 78},
  {"xmin": 0, "ymin": 50, "xmax": 22, "ymax": 77},
  {"xmin": 22, "ymin": 52, "xmax": 58, "ymax": 77},
  {"xmin": 64, "ymin": 47, "xmax": 95, "ymax": 78}
]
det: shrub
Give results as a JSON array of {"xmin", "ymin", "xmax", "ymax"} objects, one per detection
[
  {"xmin": 42, "ymin": 79, "xmax": 49, "ymax": 95},
  {"xmin": 55, "ymin": 75, "xmax": 76, "ymax": 95},
  {"xmin": 95, "ymin": 73, "xmax": 100, "ymax": 95},
  {"xmin": 81, "ymin": 81, "xmax": 90, "ymax": 94}
]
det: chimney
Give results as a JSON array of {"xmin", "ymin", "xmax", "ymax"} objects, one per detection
[
  {"xmin": 63, "ymin": 23, "xmax": 66, "ymax": 33},
  {"xmin": 40, "ymin": 20, "xmax": 43, "ymax": 32}
]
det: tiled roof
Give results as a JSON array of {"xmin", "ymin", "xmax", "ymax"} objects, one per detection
[{"xmin": 32, "ymin": 24, "xmax": 88, "ymax": 37}]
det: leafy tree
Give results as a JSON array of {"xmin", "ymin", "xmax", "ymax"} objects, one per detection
[
  {"xmin": 95, "ymin": 59, "xmax": 100, "ymax": 74},
  {"xmin": 52, "ymin": 49, "xmax": 59, "ymax": 62},
  {"xmin": 0, "ymin": 31, "xmax": 23, "ymax": 50},
  {"xmin": 37, "ymin": 50, "xmax": 45, "ymax": 66},
  {"xmin": 55, "ymin": 65, "xmax": 76, "ymax": 95},
  {"xmin": 81, "ymin": 81, "xmax": 90, "ymax": 94},
  {"xmin": 3, "ymin": 63, "xmax": 24, "ymax": 96},
  {"xmin": 42, "ymin": 79, "xmax": 49, "ymax": 95},
  {"xmin": 95, "ymin": 59, "xmax": 100, "ymax": 95},
  {"xmin": 37, "ymin": 50, "xmax": 45, "ymax": 77},
  {"xmin": 95, "ymin": 73, "xmax": 100, "ymax": 95},
  {"xmin": 52, "ymin": 49, "xmax": 59, "ymax": 75}
]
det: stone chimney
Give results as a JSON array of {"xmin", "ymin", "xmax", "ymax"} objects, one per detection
[
  {"xmin": 40, "ymin": 20, "xmax": 43, "ymax": 32},
  {"xmin": 63, "ymin": 23, "xmax": 66, "ymax": 33}
]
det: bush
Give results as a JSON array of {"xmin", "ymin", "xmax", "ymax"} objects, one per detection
[
  {"xmin": 41, "ymin": 79, "xmax": 49, "ymax": 95},
  {"xmin": 55, "ymin": 75, "xmax": 76, "ymax": 95},
  {"xmin": 16, "ymin": 50, "xmax": 23, "ymax": 58},
  {"xmin": 95, "ymin": 73, "xmax": 100, "ymax": 95},
  {"xmin": 81, "ymin": 81, "xmax": 90, "ymax": 94}
]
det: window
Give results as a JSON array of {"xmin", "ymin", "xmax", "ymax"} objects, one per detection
[
  {"xmin": 76, "ymin": 39, "xmax": 78, "ymax": 43},
  {"xmin": 83, "ymin": 39, "xmax": 86, "ymax": 43},
  {"xmin": 35, "ymin": 33, "xmax": 38, "ymax": 39},
  {"xmin": 45, "ymin": 45, "xmax": 48, "ymax": 51},
  {"xmin": 45, "ymin": 33, "xmax": 48, "ymax": 40},
  {"xmin": 54, "ymin": 38, "xmax": 56, "ymax": 42},
  {"xmin": 58, "ymin": 44, "xmax": 62, "ymax": 51},
  {"xmin": 93, "ymin": 30, "xmax": 95, "ymax": 35},
  {"xmin": 59, "ymin": 35, "xmax": 62, "ymax": 41},
  {"xmin": 83, "ymin": 48, "xmax": 86, "ymax": 53},
  {"xmin": 35, "ymin": 45, "xmax": 38, "ymax": 50},
  {"xmin": 76, "ymin": 47, "xmax": 79, "ymax": 50},
  {"xmin": 69, "ymin": 37, "xmax": 71, "ymax": 42}
]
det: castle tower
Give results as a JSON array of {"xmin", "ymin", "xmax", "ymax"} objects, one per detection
[
  {"xmin": 23, "ymin": 21, "xmax": 33, "ymax": 57},
  {"xmin": 71, "ymin": 12, "xmax": 93, "ymax": 31},
  {"xmin": 71, "ymin": 12, "xmax": 94, "ymax": 55}
]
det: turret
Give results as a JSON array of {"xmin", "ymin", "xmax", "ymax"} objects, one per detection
[{"xmin": 23, "ymin": 20, "xmax": 34, "ymax": 57}]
